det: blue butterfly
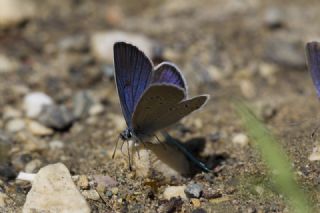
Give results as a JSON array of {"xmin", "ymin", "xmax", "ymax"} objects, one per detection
[{"xmin": 112, "ymin": 42, "xmax": 209, "ymax": 171}]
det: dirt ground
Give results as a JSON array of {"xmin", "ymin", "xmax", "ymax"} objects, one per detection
[{"xmin": 1, "ymin": 0, "xmax": 320, "ymax": 212}]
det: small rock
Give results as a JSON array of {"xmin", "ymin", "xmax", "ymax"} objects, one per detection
[
  {"xmin": 3, "ymin": 106, "xmax": 22, "ymax": 120},
  {"xmin": 102, "ymin": 64, "xmax": 114, "ymax": 79},
  {"xmin": 264, "ymin": 7, "xmax": 284, "ymax": 29},
  {"xmin": 191, "ymin": 198, "xmax": 201, "ymax": 208},
  {"xmin": 93, "ymin": 175, "xmax": 117, "ymax": 192},
  {"xmin": 25, "ymin": 159, "xmax": 42, "ymax": 173},
  {"xmin": 0, "ymin": 192, "xmax": 8, "ymax": 207},
  {"xmin": 0, "ymin": 0, "xmax": 35, "ymax": 29},
  {"xmin": 0, "ymin": 130, "xmax": 11, "ymax": 163},
  {"xmin": 89, "ymin": 104, "xmax": 104, "ymax": 116},
  {"xmin": 11, "ymin": 153, "xmax": 32, "ymax": 170},
  {"xmin": 0, "ymin": 54, "xmax": 18, "ymax": 73},
  {"xmin": 232, "ymin": 133, "xmax": 249, "ymax": 147},
  {"xmin": 240, "ymin": 79, "xmax": 256, "ymax": 99},
  {"xmin": 111, "ymin": 187, "xmax": 118, "ymax": 195},
  {"xmin": 5, "ymin": 119, "xmax": 25, "ymax": 133},
  {"xmin": 264, "ymin": 36, "xmax": 305, "ymax": 69},
  {"xmin": 27, "ymin": 121, "xmax": 54, "ymax": 136},
  {"xmin": 73, "ymin": 90, "xmax": 96, "ymax": 119},
  {"xmin": 185, "ymin": 183, "xmax": 203, "ymax": 198},
  {"xmin": 81, "ymin": 189, "xmax": 100, "ymax": 201},
  {"xmin": 77, "ymin": 175, "xmax": 89, "ymax": 190},
  {"xmin": 49, "ymin": 140, "xmax": 64, "ymax": 149},
  {"xmin": 0, "ymin": 164, "xmax": 16, "ymax": 180},
  {"xmin": 23, "ymin": 163, "xmax": 90, "ymax": 213},
  {"xmin": 158, "ymin": 197, "xmax": 183, "ymax": 213},
  {"xmin": 23, "ymin": 92, "xmax": 54, "ymax": 118},
  {"xmin": 90, "ymin": 31, "xmax": 154, "ymax": 63},
  {"xmin": 309, "ymin": 146, "xmax": 320, "ymax": 161},
  {"xmin": 16, "ymin": 132, "xmax": 48, "ymax": 152},
  {"xmin": 58, "ymin": 35, "xmax": 88, "ymax": 52},
  {"xmin": 38, "ymin": 105, "xmax": 74, "ymax": 131},
  {"xmin": 163, "ymin": 185, "xmax": 187, "ymax": 200}
]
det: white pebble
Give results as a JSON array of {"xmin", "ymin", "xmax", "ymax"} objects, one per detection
[
  {"xmin": 49, "ymin": 140, "xmax": 64, "ymax": 149},
  {"xmin": 232, "ymin": 133, "xmax": 249, "ymax": 147},
  {"xmin": 81, "ymin": 189, "xmax": 100, "ymax": 201},
  {"xmin": 6, "ymin": 118, "xmax": 25, "ymax": 133},
  {"xmin": 163, "ymin": 185, "xmax": 187, "ymax": 200},
  {"xmin": 309, "ymin": 146, "xmax": 320, "ymax": 161},
  {"xmin": 89, "ymin": 104, "xmax": 104, "ymax": 116},
  {"xmin": 23, "ymin": 92, "xmax": 54, "ymax": 118},
  {"xmin": 90, "ymin": 31, "xmax": 154, "ymax": 63}
]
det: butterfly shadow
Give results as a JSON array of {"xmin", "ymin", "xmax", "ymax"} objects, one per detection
[{"xmin": 166, "ymin": 135, "xmax": 229, "ymax": 177}]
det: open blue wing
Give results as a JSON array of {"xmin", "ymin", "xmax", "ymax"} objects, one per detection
[
  {"xmin": 306, "ymin": 42, "xmax": 320, "ymax": 98},
  {"xmin": 114, "ymin": 42, "xmax": 153, "ymax": 127},
  {"xmin": 151, "ymin": 62, "xmax": 187, "ymax": 92}
]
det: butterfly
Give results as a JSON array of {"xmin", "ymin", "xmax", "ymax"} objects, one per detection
[
  {"xmin": 306, "ymin": 41, "xmax": 320, "ymax": 137},
  {"xmin": 306, "ymin": 42, "xmax": 320, "ymax": 97},
  {"xmin": 112, "ymin": 42, "xmax": 209, "ymax": 170}
]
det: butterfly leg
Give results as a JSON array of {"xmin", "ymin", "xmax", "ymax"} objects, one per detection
[
  {"xmin": 127, "ymin": 141, "xmax": 132, "ymax": 171},
  {"xmin": 153, "ymin": 134, "xmax": 167, "ymax": 150},
  {"xmin": 112, "ymin": 135, "xmax": 121, "ymax": 159},
  {"xmin": 311, "ymin": 123, "xmax": 320, "ymax": 139}
]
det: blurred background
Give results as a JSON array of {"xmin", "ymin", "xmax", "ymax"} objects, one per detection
[{"xmin": 1, "ymin": 0, "xmax": 320, "ymax": 212}]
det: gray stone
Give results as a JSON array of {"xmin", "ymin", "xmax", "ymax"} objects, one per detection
[
  {"xmin": 5, "ymin": 119, "xmax": 25, "ymax": 133},
  {"xmin": 185, "ymin": 183, "xmax": 203, "ymax": 198},
  {"xmin": 264, "ymin": 36, "xmax": 305, "ymax": 69},
  {"xmin": 0, "ymin": 130, "xmax": 11, "ymax": 163},
  {"xmin": 22, "ymin": 163, "xmax": 90, "ymax": 213},
  {"xmin": 58, "ymin": 35, "xmax": 89, "ymax": 52},
  {"xmin": 73, "ymin": 90, "xmax": 96, "ymax": 119},
  {"xmin": 38, "ymin": 105, "xmax": 74, "ymax": 131},
  {"xmin": 264, "ymin": 7, "xmax": 284, "ymax": 29}
]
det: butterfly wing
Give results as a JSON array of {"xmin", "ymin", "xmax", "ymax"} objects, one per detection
[
  {"xmin": 114, "ymin": 42, "xmax": 153, "ymax": 127},
  {"xmin": 306, "ymin": 42, "xmax": 320, "ymax": 98},
  {"xmin": 151, "ymin": 62, "xmax": 187, "ymax": 92},
  {"xmin": 132, "ymin": 84, "xmax": 208, "ymax": 136},
  {"xmin": 132, "ymin": 84, "xmax": 186, "ymax": 133}
]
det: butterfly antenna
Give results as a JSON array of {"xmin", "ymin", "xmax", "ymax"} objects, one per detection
[{"xmin": 112, "ymin": 135, "xmax": 121, "ymax": 159}]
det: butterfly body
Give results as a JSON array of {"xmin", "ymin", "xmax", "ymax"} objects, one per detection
[{"xmin": 113, "ymin": 42, "xmax": 209, "ymax": 169}]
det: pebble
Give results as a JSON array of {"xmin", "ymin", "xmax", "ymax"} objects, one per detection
[
  {"xmin": 239, "ymin": 79, "xmax": 256, "ymax": 99},
  {"xmin": 11, "ymin": 153, "xmax": 32, "ymax": 170},
  {"xmin": 77, "ymin": 175, "xmax": 89, "ymax": 190},
  {"xmin": 111, "ymin": 187, "xmax": 119, "ymax": 195},
  {"xmin": 58, "ymin": 35, "xmax": 88, "ymax": 52},
  {"xmin": 163, "ymin": 185, "xmax": 187, "ymax": 200},
  {"xmin": 185, "ymin": 183, "xmax": 203, "ymax": 198},
  {"xmin": 0, "ymin": 0, "xmax": 36, "ymax": 29},
  {"xmin": 0, "ymin": 54, "xmax": 18, "ymax": 73},
  {"xmin": 3, "ymin": 106, "xmax": 22, "ymax": 120},
  {"xmin": 190, "ymin": 198, "xmax": 201, "ymax": 208},
  {"xmin": 0, "ymin": 164, "xmax": 16, "ymax": 180},
  {"xmin": 89, "ymin": 104, "xmax": 104, "ymax": 116},
  {"xmin": 27, "ymin": 121, "xmax": 54, "ymax": 136},
  {"xmin": 0, "ymin": 192, "xmax": 7, "ymax": 207},
  {"xmin": 5, "ymin": 118, "xmax": 25, "ymax": 133},
  {"xmin": 38, "ymin": 105, "xmax": 74, "ymax": 131},
  {"xmin": 309, "ymin": 146, "xmax": 320, "ymax": 161},
  {"xmin": 0, "ymin": 130, "xmax": 11, "ymax": 163},
  {"xmin": 102, "ymin": 64, "xmax": 115, "ymax": 79},
  {"xmin": 23, "ymin": 92, "xmax": 54, "ymax": 118},
  {"xmin": 81, "ymin": 189, "xmax": 100, "ymax": 201},
  {"xmin": 23, "ymin": 163, "xmax": 90, "ymax": 213},
  {"xmin": 24, "ymin": 159, "xmax": 42, "ymax": 173},
  {"xmin": 263, "ymin": 7, "xmax": 283, "ymax": 29},
  {"xmin": 16, "ymin": 132, "xmax": 48, "ymax": 152},
  {"xmin": 90, "ymin": 31, "xmax": 154, "ymax": 63},
  {"xmin": 73, "ymin": 90, "xmax": 96, "ymax": 119},
  {"xmin": 232, "ymin": 133, "xmax": 249, "ymax": 147},
  {"xmin": 49, "ymin": 140, "xmax": 64, "ymax": 150},
  {"xmin": 93, "ymin": 175, "xmax": 117, "ymax": 192},
  {"xmin": 264, "ymin": 36, "xmax": 305, "ymax": 69}
]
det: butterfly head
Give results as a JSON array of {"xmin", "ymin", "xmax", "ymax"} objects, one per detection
[{"xmin": 120, "ymin": 128, "xmax": 133, "ymax": 141}]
